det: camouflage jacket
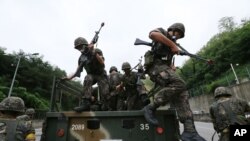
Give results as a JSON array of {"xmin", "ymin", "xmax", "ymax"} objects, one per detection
[
  {"xmin": 108, "ymin": 72, "xmax": 123, "ymax": 91},
  {"xmin": 210, "ymin": 97, "xmax": 250, "ymax": 132},
  {"xmin": 150, "ymin": 27, "xmax": 175, "ymax": 66},
  {"xmin": 122, "ymin": 71, "xmax": 138, "ymax": 95},
  {"xmin": 0, "ymin": 114, "xmax": 35, "ymax": 141},
  {"xmin": 77, "ymin": 48, "xmax": 105, "ymax": 75}
]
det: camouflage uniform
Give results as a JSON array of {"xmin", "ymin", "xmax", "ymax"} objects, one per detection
[
  {"xmin": 121, "ymin": 62, "xmax": 149, "ymax": 110},
  {"xmin": 210, "ymin": 87, "xmax": 250, "ymax": 141},
  {"xmin": 0, "ymin": 96, "xmax": 36, "ymax": 141},
  {"xmin": 73, "ymin": 37, "xmax": 110, "ymax": 112},
  {"xmin": 143, "ymin": 23, "xmax": 205, "ymax": 141},
  {"xmin": 108, "ymin": 66, "xmax": 126, "ymax": 110}
]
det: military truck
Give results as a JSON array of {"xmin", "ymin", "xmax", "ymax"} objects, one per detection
[{"xmin": 43, "ymin": 77, "xmax": 181, "ymax": 141}]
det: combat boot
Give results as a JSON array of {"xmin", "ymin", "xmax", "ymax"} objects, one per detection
[
  {"xmin": 181, "ymin": 119, "xmax": 206, "ymax": 141},
  {"xmin": 143, "ymin": 103, "xmax": 159, "ymax": 126},
  {"xmin": 140, "ymin": 94, "xmax": 150, "ymax": 106},
  {"xmin": 73, "ymin": 98, "xmax": 91, "ymax": 112}
]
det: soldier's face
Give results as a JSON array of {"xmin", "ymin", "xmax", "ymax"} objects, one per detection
[
  {"xmin": 75, "ymin": 45, "xmax": 88, "ymax": 53},
  {"xmin": 174, "ymin": 31, "xmax": 182, "ymax": 39},
  {"xmin": 123, "ymin": 69, "xmax": 130, "ymax": 75},
  {"xmin": 169, "ymin": 31, "xmax": 182, "ymax": 40}
]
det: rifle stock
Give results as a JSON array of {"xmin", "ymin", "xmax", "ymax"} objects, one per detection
[{"xmin": 134, "ymin": 38, "xmax": 153, "ymax": 46}]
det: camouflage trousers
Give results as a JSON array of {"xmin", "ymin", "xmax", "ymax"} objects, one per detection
[
  {"xmin": 82, "ymin": 73, "xmax": 110, "ymax": 110},
  {"xmin": 219, "ymin": 132, "xmax": 229, "ymax": 141},
  {"xmin": 109, "ymin": 90, "xmax": 126, "ymax": 111},
  {"xmin": 147, "ymin": 63, "xmax": 193, "ymax": 123}
]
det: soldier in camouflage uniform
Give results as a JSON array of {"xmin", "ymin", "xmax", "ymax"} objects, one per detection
[
  {"xmin": 116, "ymin": 62, "xmax": 150, "ymax": 110},
  {"xmin": 108, "ymin": 66, "xmax": 126, "ymax": 110},
  {"xmin": 0, "ymin": 96, "xmax": 36, "ymax": 141},
  {"xmin": 210, "ymin": 86, "xmax": 250, "ymax": 141},
  {"xmin": 63, "ymin": 37, "xmax": 110, "ymax": 112},
  {"xmin": 142, "ymin": 23, "xmax": 205, "ymax": 141},
  {"xmin": 25, "ymin": 108, "xmax": 35, "ymax": 119},
  {"xmin": 16, "ymin": 108, "xmax": 36, "ymax": 139}
]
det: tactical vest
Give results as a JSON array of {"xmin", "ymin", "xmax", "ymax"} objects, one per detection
[
  {"xmin": 122, "ymin": 71, "xmax": 137, "ymax": 92},
  {"xmin": 78, "ymin": 48, "xmax": 105, "ymax": 75},
  {"xmin": 109, "ymin": 72, "xmax": 123, "ymax": 90},
  {"xmin": 0, "ymin": 118, "xmax": 17, "ymax": 141},
  {"xmin": 144, "ymin": 28, "xmax": 174, "ymax": 69},
  {"xmin": 152, "ymin": 28, "xmax": 174, "ymax": 66}
]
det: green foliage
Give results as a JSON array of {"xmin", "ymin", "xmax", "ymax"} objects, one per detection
[
  {"xmin": 179, "ymin": 18, "xmax": 250, "ymax": 96},
  {"xmin": 0, "ymin": 48, "xmax": 82, "ymax": 110}
]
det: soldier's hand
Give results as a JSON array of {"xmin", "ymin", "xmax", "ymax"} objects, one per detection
[
  {"xmin": 116, "ymin": 85, "xmax": 121, "ymax": 91},
  {"xmin": 61, "ymin": 77, "xmax": 70, "ymax": 81},
  {"xmin": 88, "ymin": 43, "xmax": 94, "ymax": 50},
  {"xmin": 171, "ymin": 46, "xmax": 180, "ymax": 55}
]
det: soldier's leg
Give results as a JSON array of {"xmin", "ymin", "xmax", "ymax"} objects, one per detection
[
  {"xmin": 144, "ymin": 63, "xmax": 185, "ymax": 123},
  {"xmin": 144, "ymin": 86, "xmax": 174, "ymax": 126},
  {"xmin": 73, "ymin": 74, "xmax": 94, "ymax": 112},
  {"xmin": 170, "ymin": 91, "xmax": 206, "ymax": 141},
  {"xmin": 116, "ymin": 91, "xmax": 127, "ymax": 111},
  {"xmin": 97, "ymin": 75, "xmax": 110, "ymax": 111},
  {"xmin": 109, "ymin": 92, "xmax": 118, "ymax": 111},
  {"xmin": 144, "ymin": 65, "xmax": 179, "ymax": 126},
  {"xmin": 137, "ymin": 84, "xmax": 150, "ymax": 106}
]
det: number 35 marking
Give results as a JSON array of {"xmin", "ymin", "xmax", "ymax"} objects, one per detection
[{"xmin": 140, "ymin": 123, "xmax": 150, "ymax": 130}]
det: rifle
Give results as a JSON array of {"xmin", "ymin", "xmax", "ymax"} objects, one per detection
[
  {"xmin": 91, "ymin": 22, "xmax": 105, "ymax": 45},
  {"xmin": 134, "ymin": 38, "xmax": 213, "ymax": 64},
  {"xmin": 75, "ymin": 23, "xmax": 105, "ymax": 77}
]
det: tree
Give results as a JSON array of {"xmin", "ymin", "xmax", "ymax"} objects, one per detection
[{"xmin": 218, "ymin": 17, "xmax": 237, "ymax": 32}]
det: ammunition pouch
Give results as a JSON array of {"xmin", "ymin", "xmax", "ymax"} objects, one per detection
[{"xmin": 144, "ymin": 50, "xmax": 154, "ymax": 70}]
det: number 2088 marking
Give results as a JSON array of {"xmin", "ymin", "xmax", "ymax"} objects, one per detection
[{"xmin": 71, "ymin": 124, "xmax": 85, "ymax": 130}]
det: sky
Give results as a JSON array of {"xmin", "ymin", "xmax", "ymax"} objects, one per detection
[{"xmin": 0, "ymin": 0, "xmax": 249, "ymax": 81}]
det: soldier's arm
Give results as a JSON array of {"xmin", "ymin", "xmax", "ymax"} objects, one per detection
[
  {"xmin": 149, "ymin": 29, "xmax": 179, "ymax": 54},
  {"xmin": 209, "ymin": 106, "xmax": 218, "ymax": 132},
  {"xmin": 95, "ymin": 52, "xmax": 104, "ymax": 65},
  {"xmin": 62, "ymin": 63, "xmax": 83, "ymax": 80}
]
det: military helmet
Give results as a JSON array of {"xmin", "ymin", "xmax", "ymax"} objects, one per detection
[
  {"xmin": 25, "ymin": 108, "xmax": 35, "ymax": 115},
  {"xmin": 214, "ymin": 87, "xmax": 232, "ymax": 98},
  {"xmin": 122, "ymin": 62, "xmax": 131, "ymax": 70},
  {"xmin": 74, "ymin": 37, "xmax": 88, "ymax": 49},
  {"xmin": 168, "ymin": 23, "xmax": 185, "ymax": 38},
  {"xmin": 0, "ymin": 96, "xmax": 25, "ymax": 113},
  {"xmin": 109, "ymin": 66, "xmax": 118, "ymax": 73}
]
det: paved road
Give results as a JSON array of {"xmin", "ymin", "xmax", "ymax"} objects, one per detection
[
  {"xmin": 179, "ymin": 122, "xmax": 219, "ymax": 141},
  {"xmin": 36, "ymin": 128, "xmax": 42, "ymax": 141},
  {"xmin": 36, "ymin": 122, "xmax": 219, "ymax": 141}
]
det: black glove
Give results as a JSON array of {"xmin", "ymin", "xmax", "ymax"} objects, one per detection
[{"xmin": 140, "ymin": 94, "xmax": 150, "ymax": 106}]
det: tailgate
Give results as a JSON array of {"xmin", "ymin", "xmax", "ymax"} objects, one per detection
[{"xmin": 45, "ymin": 110, "xmax": 180, "ymax": 141}]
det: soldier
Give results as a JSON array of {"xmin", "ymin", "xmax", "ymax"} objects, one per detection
[
  {"xmin": 18, "ymin": 108, "xmax": 35, "ymax": 122},
  {"xmin": 0, "ymin": 96, "xmax": 36, "ymax": 141},
  {"xmin": 116, "ymin": 62, "xmax": 149, "ymax": 110},
  {"xmin": 62, "ymin": 37, "xmax": 110, "ymax": 112},
  {"xmin": 210, "ymin": 86, "xmax": 250, "ymax": 141},
  {"xmin": 25, "ymin": 108, "xmax": 35, "ymax": 120},
  {"xmin": 142, "ymin": 23, "xmax": 206, "ymax": 141},
  {"xmin": 108, "ymin": 66, "xmax": 126, "ymax": 110}
]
